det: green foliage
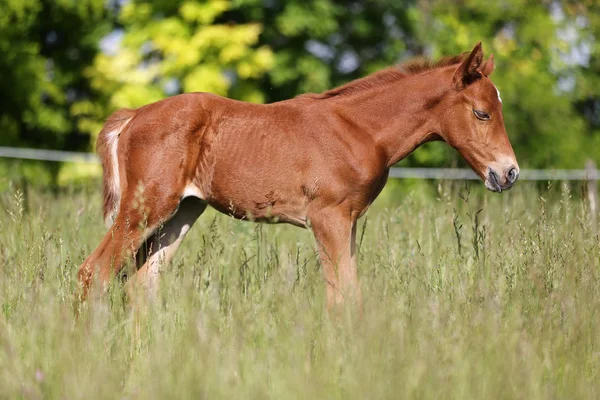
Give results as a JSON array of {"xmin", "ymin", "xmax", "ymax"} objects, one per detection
[
  {"xmin": 0, "ymin": 0, "xmax": 111, "ymax": 150},
  {"xmin": 1, "ymin": 0, "xmax": 599, "ymax": 176},
  {"xmin": 565, "ymin": 2, "xmax": 600, "ymax": 161},
  {"xmin": 415, "ymin": 0, "xmax": 599, "ymax": 168},
  {"xmin": 77, "ymin": 0, "xmax": 274, "ymax": 144},
  {"xmin": 2, "ymin": 183, "xmax": 600, "ymax": 397},
  {"xmin": 69, "ymin": 0, "xmax": 600, "ymax": 169},
  {"xmin": 0, "ymin": 160, "xmax": 55, "ymax": 191},
  {"xmin": 238, "ymin": 0, "xmax": 419, "ymax": 99}
]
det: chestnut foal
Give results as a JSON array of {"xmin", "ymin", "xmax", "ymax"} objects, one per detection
[{"xmin": 78, "ymin": 43, "xmax": 519, "ymax": 307}]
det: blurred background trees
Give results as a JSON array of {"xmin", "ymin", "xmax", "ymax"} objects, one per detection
[
  {"xmin": 0, "ymin": 0, "xmax": 110, "ymax": 147},
  {"xmin": 1, "ymin": 0, "xmax": 598, "ymax": 184}
]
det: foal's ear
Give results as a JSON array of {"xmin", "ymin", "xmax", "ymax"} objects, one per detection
[
  {"xmin": 453, "ymin": 42, "xmax": 484, "ymax": 90},
  {"xmin": 481, "ymin": 54, "xmax": 495, "ymax": 77}
]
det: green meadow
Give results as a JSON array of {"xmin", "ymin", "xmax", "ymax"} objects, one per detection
[{"xmin": 1, "ymin": 180, "xmax": 599, "ymax": 399}]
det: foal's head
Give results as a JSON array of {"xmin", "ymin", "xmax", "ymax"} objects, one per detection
[{"xmin": 438, "ymin": 43, "xmax": 519, "ymax": 192}]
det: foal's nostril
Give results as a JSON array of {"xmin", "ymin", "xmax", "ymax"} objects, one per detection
[{"xmin": 507, "ymin": 167, "xmax": 519, "ymax": 184}]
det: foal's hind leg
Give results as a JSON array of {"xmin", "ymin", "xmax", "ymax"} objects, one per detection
[
  {"xmin": 126, "ymin": 197, "xmax": 207, "ymax": 299},
  {"xmin": 77, "ymin": 192, "xmax": 181, "ymax": 302}
]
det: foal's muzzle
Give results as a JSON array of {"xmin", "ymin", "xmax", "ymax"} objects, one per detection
[{"xmin": 485, "ymin": 166, "xmax": 519, "ymax": 193}]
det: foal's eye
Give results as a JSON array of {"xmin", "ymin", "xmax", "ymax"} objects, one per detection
[{"xmin": 473, "ymin": 109, "xmax": 491, "ymax": 121}]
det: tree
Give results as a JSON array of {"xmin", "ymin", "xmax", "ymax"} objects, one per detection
[
  {"xmin": 3, "ymin": 0, "xmax": 599, "ymax": 180},
  {"xmin": 409, "ymin": 0, "xmax": 598, "ymax": 168},
  {"xmin": 563, "ymin": 1, "xmax": 600, "ymax": 157},
  {"xmin": 81, "ymin": 0, "xmax": 423, "ymax": 150},
  {"xmin": 232, "ymin": 0, "xmax": 419, "ymax": 101},
  {"xmin": 0, "ymin": 0, "xmax": 112, "ymax": 150},
  {"xmin": 77, "ymin": 0, "xmax": 274, "ymax": 144}
]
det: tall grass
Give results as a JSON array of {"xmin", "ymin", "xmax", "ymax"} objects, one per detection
[{"xmin": 1, "ymin": 180, "xmax": 599, "ymax": 399}]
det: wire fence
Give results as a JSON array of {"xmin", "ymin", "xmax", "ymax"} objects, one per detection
[
  {"xmin": 0, "ymin": 146, "xmax": 99, "ymax": 164},
  {"xmin": 1, "ymin": 146, "xmax": 599, "ymax": 181}
]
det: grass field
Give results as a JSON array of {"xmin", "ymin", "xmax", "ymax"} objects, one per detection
[{"xmin": 1, "ymin": 179, "xmax": 599, "ymax": 399}]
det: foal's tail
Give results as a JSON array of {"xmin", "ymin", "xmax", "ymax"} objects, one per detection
[{"xmin": 96, "ymin": 109, "xmax": 135, "ymax": 227}]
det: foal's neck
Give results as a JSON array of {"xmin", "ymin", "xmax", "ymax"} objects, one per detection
[{"xmin": 328, "ymin": 69, "xmax": 451, "ymax": 168}]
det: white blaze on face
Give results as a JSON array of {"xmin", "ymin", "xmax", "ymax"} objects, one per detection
[{"xmin": 495, "ymin": 86, "xmax": 502, "ymax": 103}]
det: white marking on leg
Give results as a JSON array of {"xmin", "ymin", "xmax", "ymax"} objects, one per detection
[
  {"xmin": 127, "ymin": 200, "xmax": 205, "ymax": 300},
  {"xmin": 182, "ymin": 183, "xmax": 204, "ymax": 199},
  {"xmin": 135, "ymin": 222, "xmax": 193, "ymax": 298}
]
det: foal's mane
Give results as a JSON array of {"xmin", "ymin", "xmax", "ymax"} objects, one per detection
[{"xmin": 304, "ymin": 52, "xmax": 468, "ymax": 100}]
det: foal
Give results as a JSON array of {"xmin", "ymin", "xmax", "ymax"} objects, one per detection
[{"xmin": 78, "ymin": 43, "xmax": 519, "ymax": 307}]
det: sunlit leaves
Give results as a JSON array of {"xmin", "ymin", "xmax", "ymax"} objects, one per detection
[
  {"xmin": 276, "ymin": 1, "xmax": 341, "ymax": 37},
  {"xmin": 2, "ymin": 0, "xmax": 599, "ymax": 178},
  {"xmin": 416, "ymin": 0, "xmax": 598, "ymax": 168},
  {"xmin": 0, "ymin": 0, "xmax": 109, "ymax": 150},
  {"xmin": 180, "ymin": 0, "xmax": 229, "ymax": 25},
  {"xmin": 183, "ymin": 65, "xmax": 229, "ymax": 94},
  {"xmin": 83, "ymin": 0, "xmax": 274, "ymax": 144}
]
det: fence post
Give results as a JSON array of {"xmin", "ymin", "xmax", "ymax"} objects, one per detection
[{"xmin": 586, "ymin": 160, "xmax": 598, "ymax": 233}]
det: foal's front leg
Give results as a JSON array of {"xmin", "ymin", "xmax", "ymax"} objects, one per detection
[{"xmin": 308, "ymin": 206, "xmax": 361, "ymax": 308}]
